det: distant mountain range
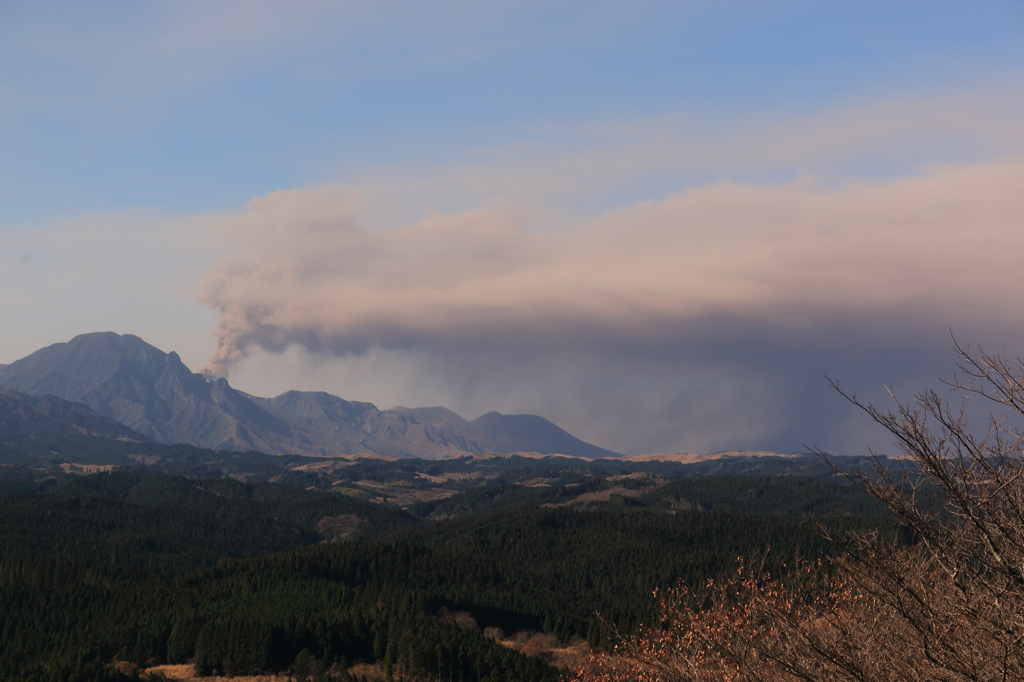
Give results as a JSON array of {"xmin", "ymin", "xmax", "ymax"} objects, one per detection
[{"xmin": 0, "ymin": 332, "xmax": 621, "ymax": 460}]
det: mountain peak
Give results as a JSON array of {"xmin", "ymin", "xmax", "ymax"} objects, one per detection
[
  {"xmin": 67, "ymin": 331, "xmax": 154, "ymax": 352},
  {"xmin": 0, "ymin": 333, "xmax": 275, "ymax": 449},
  {"xmin": 390, "ymin": 406, "xmax": 469, "ymax": 431},
  {"xmin": 460, "ymin": 411, "xmax": 621, "ymax": 459}
]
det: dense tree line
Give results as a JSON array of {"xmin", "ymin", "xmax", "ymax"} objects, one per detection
[
  {"xmin": 362, "ymin": 506, "xmax": 897, "ymax": 640},
  {"xmin": 637, "ymin": 476, "xmax": 892, "ymax": 518},
  {"xmin": 0, "ymin": 468, "xmax": 898, "ymax": 681},
  {"xmin": 408, "ymin": 474, "xmax": 892, "ymax": 520},
  {"xmin": 0, "ymin": 472, "xmax": 410, "ymax": 574}
]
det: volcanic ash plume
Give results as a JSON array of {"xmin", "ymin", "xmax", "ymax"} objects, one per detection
[{"xmin": 199, "ymin": 160, "xmax": 1024, "ymax": 379}]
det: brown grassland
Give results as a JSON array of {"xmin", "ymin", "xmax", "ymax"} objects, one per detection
[{"xmin": 142, "ymin": 664, "xmax": 285, "ymax": 682}]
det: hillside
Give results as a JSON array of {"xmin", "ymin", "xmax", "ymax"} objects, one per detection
[
  {"xmin": 0, "ymin": 385, "xmax": 148, "ymax": 443},
  {"xmin": 458, "ymin": 412, "xmax": 622, "ymax": 459},
  {"xmin": 254, "ymin": 391, "xmax": 479, "ymax": 458}
]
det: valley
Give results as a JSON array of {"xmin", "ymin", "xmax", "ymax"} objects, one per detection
[{"xmin": 0, "ymin": 332, "xmax": 896, "ymax": 682}]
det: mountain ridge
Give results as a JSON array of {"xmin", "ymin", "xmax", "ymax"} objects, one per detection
[{"xmin": 0, "ymin": 332, "xmax": 622, "ymax": 460}]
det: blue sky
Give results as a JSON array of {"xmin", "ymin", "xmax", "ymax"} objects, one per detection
[
  {"xmin": 4, "ymin": 1, "xmax": 1019, "ymax": 220},
  {"xmin": 2, "ymin": 2, "xmax": 1024, "ymax": 454}
]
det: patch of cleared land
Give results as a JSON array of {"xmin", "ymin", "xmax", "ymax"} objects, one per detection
[
  {"xmin": 620, "ymin": 450, "xmax": 802, "ymax": 463},
  {"xmin": 415, "ymin": 471, "xmax": 480, "ymax": 483},
  {"xmin": 59, "ymin": 463, "xmax": 117, "ymax": 474},
  {"xmin": 289, "ymin": 459, "xmax": 355, "ymax": 474},
  {"xmin": 484, "ymin": 628, "xmax": 592, "ymax": 670},
  {"xmin": 142, "ymin": 664, "xmax": 284, "ymax": 681},
  {"xmin": 352, "ymin": 480, "xmax": 460, "ymax": 507},
  {"xmin": 546, "ymin": 485, "xmax": 658, "ymax": 507},
  {"xmin": 316, "ymin": 514, "xmax": 364, "ymax": 541}
]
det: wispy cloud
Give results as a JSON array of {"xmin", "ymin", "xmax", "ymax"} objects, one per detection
[{"xmin": 340, "ymin": 82, "xmax": 1024, "ymax": 228}]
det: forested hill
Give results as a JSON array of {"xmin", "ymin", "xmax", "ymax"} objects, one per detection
[
  {"xmin": 0, "ymin": 472, "xmax": 412, "ymax": 574},
  {"xmin": 0, "ymin": 469, "xmax": 898, "ymax": 682}
]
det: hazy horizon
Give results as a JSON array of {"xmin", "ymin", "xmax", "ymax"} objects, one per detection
[{"xmin": 3, "ymin": 2, "xmax": 1023, "ymax": 456}]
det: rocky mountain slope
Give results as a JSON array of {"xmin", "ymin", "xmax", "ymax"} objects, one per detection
[
  {"xmin": 389, "ymin": 406, "xmax": 620, "ymax": 458},
  {"xmin": 0, "ymin": 333, "xmax": 621, "ymax": 459},
  {"xmin": 0, "ymin": 332, "xmax": 303, "ymax": 454},
  {"xmin": 252, "ymin": 391, "xmax": 481, "ymax": 458},
  {"xmin": 0, "ymin": 384, "xmax": 155, "ymax": 468},
  {"xmin": 0, "ymin": 384, "xmax": 149, "ymax": 443},
  {"xmin": 391, "ymin": 406, "xmax": 469, "ymax": 431}
]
